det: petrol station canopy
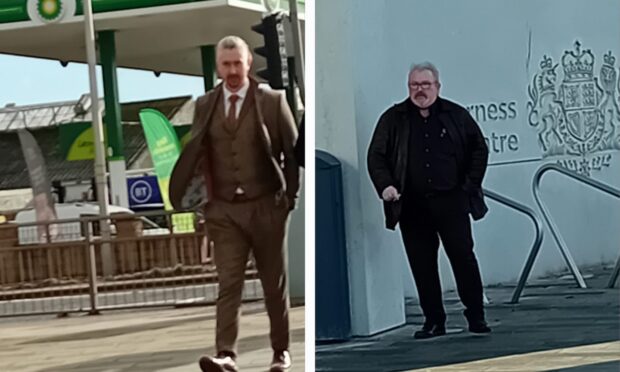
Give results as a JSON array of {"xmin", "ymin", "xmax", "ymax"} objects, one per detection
[{"xmin": 0, "ymin": 0, "xmax": 305, "ymax": 76}]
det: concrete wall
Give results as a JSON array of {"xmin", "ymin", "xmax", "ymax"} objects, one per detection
[
  {"xmin": 289, "ymin": 171, "xmax": 305, "ymax": 303},
  {"xmin": 316, "ymin": 0, "xmax": 620, "ymax": 335}
]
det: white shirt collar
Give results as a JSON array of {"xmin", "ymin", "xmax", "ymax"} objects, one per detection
[{"xmin": 223, "ymin": 80, "xmax": 249, "ymax": 103}]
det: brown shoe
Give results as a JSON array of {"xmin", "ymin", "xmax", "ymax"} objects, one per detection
[
  {"xmin": 198, "ymin": 353, "xmax": 238, "ymax": 372},
  {"xmin": 269, "ymin": 350, "xmax": 292, "ymax": 371}
]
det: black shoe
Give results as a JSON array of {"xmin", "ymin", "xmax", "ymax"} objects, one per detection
[
  {"xmin": 468, "ymin": 319, "xmax": 491, "ymax": 334},
  {"xmin": 414, "ymin": 322, "xmax": 446, "ymax": 339}
]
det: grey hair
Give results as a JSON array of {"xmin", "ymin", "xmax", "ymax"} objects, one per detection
[
  {"xmin": 408, "ymin": 62, "xmax": 440, "ymax": 82},
  {"xmin": 216, "ymin": 35, "xmax": 250, "ymax": 54}
]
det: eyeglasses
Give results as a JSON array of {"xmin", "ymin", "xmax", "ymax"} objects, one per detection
[{"xmin": 409, "ymin": 81, "xmax": 436, "ymax": 90}]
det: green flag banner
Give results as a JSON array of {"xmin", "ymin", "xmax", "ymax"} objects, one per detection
[{"xmin": 139, "ymin": 108, "xmax": 193, "ymax": 232}]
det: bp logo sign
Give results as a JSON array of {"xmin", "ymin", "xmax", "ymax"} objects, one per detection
[{"xmin": 28, "ymin": 0, "xmax": 76, "ymax": 25}]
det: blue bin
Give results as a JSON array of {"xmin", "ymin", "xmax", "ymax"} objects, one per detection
[{"xmin": 316, "ymin": 150, "xmax": 351, "ymax": 341}]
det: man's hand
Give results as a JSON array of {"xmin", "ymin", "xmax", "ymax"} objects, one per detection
[{"xmin": 382, "ymin": 186, "xmax": 401, "ymax": 202}]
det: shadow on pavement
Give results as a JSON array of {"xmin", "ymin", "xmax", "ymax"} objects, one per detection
[{"xmin": 316, "ymin": 268, "xmax": 620, "ymax": 372}]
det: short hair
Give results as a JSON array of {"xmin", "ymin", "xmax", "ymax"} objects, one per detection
[
  {"xmin": 216, "ymin": 35, "xmax": 251, "ymax": 55},
  {"xmin": 408, "ymin": 62, "xmax": 440, "ymax": 82}
]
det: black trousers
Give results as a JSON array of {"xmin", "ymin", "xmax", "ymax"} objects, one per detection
[{"xmin": 400, "ymin": 190, "xmax": 485, "ymax": 325}]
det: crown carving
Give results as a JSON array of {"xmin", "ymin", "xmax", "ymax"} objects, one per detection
[
  {"xmin": 540, "ymin": 55, "xmax": 553, "ymax": 69},
  {"xmin": 603, "ymin": 51, "xmax": 616, "ymax": 67},
  {"xmin": 561, "ymin": 41, "xmax": 594, "ymax": 81},
  {"xmin": 537, "ymin": 55, "xmax": 557, "ymax": 94}
]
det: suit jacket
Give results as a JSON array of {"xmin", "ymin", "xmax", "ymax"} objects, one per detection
[
  {"xmin": 294, "ymin": 115, "xmax": 305, "ymax": 168},
  {"xmin": 367, "ymin": 97, "xmax": 489, "ymax": 230},
  {"xmin": 169, "ymin": 78, "xmax": 300, "ymax": 211}
]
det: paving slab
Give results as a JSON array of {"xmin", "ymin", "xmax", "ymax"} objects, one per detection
[{"xmin": 0, "ymin": 302, "xmax": 305, "ymax": 372}]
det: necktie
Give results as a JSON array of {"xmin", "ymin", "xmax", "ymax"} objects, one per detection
[{"xmin": 226, "ymin": 94, "xmax": 240, "ymax": 132}]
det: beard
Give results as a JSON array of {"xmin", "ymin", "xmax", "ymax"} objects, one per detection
[{"xmin": 226, "ymin": 75, "xmax": 240, "ymax": 84}]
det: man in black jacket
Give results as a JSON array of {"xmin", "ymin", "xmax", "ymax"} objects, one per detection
[{"xmin": 367, "ymin": 62, "xmax": 491, "ymax": 339}]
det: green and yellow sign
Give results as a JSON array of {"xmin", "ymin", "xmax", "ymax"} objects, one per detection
[
  {"xmin": 59, "ymin": 121, "xmax": 190, "ymax": 161},
  {"xmin": 176, "ymin": 125, "xmax": 192, "ymax": 148},
  {"xmin": 60, "ymin": 121, "xmax": 108, "ymax": 161}
]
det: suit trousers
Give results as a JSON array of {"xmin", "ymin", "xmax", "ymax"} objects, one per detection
[
  {"xmin": 400, "ymin": 190, "xmax": 485, "ymax": 325},
  {"xmin": 205, "ymin": 193, "xmax": 290, "ymax": 356}
]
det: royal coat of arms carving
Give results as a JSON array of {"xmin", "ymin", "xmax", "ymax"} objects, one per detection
[{"xmin": 527, "ymin": 41, "xmax": 620, "ymax": 175}]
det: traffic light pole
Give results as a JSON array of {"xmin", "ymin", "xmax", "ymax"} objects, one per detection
[
  {"xmin": 288, "ymin": 0, "xmax": 304, "ymax": 103},
  {"xmin": 201, "ymin": 45, "xmax": 217, "ymax": 91},
  {"xmin": 286, "ymin": 57, "xmax": 298, "ymax": 120}
]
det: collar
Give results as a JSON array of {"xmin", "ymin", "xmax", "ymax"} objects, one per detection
[{"xmin": 223, "ymin": 79, "xmax": 250, "ymax": 102}]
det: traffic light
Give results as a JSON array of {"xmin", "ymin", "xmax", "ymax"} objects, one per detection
[{"xmin": 252, "ymin": 12, "xmax": 290, "ymax": 89}]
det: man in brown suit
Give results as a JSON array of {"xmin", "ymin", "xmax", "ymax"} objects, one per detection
[{"xmin": 169, "ymin": 36, "xmax": 299, "ymax": 372}]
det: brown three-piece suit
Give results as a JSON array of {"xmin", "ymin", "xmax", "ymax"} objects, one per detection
[{"xmin": 169, "ymin": 77, "xmax": 299, "ymax": 355}]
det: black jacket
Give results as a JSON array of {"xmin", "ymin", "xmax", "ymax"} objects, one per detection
[{"xmin": 367, "ymin": 97, "xmax": 489, "ymax": 230}]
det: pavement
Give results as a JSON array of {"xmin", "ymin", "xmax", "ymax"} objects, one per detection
[
  {"xmin": 0, "ymin": 301, "xmax": 305, "ymax": 372},
  {"xmin": 316, "ymin": 264, "xmax": 620, "ymax": 372},
  {"xmin": 0, "ymin": 264, "xmax": 618, "ymax": 372}
]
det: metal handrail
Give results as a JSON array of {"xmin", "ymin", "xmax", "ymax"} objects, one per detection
[
  {"xmin": 532, "ymin": 163, "xmax": 620, "ymax": 290},
  {"xmin": 483, "ymin": 189, "xmax": 544, "ymax": 303}
]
